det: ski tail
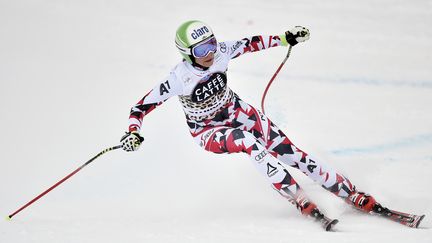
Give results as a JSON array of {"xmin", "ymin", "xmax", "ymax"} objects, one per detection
[
  {"xmin": 308, "ymin": 207, "xmax": 339, "ymax": 231},
  {"xmin": 321, "ymin": 217, "xmax": 339, "ymax": 231}
]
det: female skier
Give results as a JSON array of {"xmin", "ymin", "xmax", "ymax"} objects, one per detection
[{"xmin": 120, "ymin": 20, "xmax": 423, "ymax": 229}]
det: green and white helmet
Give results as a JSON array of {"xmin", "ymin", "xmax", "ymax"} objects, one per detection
[{"xmin": 175, "ymin": 20, "xmax": 214, "ymax": 64}]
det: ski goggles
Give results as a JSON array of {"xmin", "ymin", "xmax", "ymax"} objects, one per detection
[{"xmin": 191, "ymin": 36, "xmax": 217, "ymax": 58}]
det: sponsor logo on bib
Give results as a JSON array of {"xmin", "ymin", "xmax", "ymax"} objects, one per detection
[{"xmin": 191, "ymin": 72, "xmax": 227, "ymax": 103}]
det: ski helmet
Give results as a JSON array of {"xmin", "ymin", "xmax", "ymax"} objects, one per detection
[{"xmin": 175, "ymin": 20, "xmax": 215, "ymax": 64}]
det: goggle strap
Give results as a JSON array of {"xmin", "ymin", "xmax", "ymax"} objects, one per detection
[{"xmin": 176, "ymin": 41, "xmax": 192, "ymax": 55}]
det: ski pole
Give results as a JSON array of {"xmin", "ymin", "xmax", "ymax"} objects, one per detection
[
  {"xmin": 261, "ymin": 45, "xmax": 293, "ymax": 114},
  {"xmin": 6, "ymin": 145, "xmax": 122, "ymax": 220}
]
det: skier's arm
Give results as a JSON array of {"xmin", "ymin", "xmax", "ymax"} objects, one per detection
[
  {"xmin": 128, "ymin": 73, "xmax": 181, "ymax": 133},
  {"xmin": 227, "ymin": 35, "xmax": 287, "ymax": 59},
  {"xmin": 228, "ymin": 26, "xmax": 310, "ymax": 59}
]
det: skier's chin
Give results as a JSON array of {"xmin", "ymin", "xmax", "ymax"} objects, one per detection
[
  {"xmin": 195, "ymin": 54, "xmax": 214, "ymax": 68},
  {"xmin": 202, "ymin": 58, "xmax": 214, "ymax": 67}
]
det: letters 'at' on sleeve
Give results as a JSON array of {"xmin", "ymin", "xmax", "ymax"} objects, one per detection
[
  {"xmin": 128, "ymin": 72, "xmax": 182, "ymax": 133},
  {"xmin": 227, "ymin": 35, "xmax": 288, "ymax": 59}
]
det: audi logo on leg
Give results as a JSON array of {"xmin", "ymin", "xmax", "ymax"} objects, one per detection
[{"xmin": 255, "ymin": 150, "xmax": 268, "ymax": 161}]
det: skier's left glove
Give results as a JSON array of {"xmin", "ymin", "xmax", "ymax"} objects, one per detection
[
  {"xmin": 120, "ymin": 131, "xmax": 144, "ymax": 152},
  {"xmin": 285, "ymin": 26, "xmax": 310, "ymax": 46}
]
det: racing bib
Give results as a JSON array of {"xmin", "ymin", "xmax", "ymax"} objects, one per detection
[{"xmin": 191, "ymin": 72, "xmax": 227, "ymax": 103}]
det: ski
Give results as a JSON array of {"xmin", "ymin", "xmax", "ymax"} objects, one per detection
[
  {"xmin": 372, "ymin": 203, "xmax": 425, "ymax": 228},
  {"xmin": 309, "ymin": 208, "xmax": 339, "ymax": 231},
  {"xmin": 320, "ymin": 216, "xmax": 339, "ymax": 231}
]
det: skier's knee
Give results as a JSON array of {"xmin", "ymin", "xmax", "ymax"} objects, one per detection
[
  {"xmin": 228, "ymin": 129, "xmax": 262, "ymax": 154},
  {"xmin": 195, "ymin": 128, "xmax": 261, "ymax": 154},
  {"xmin": 231, "ymin": 129, "xmax": 246, "ymax": 141}
]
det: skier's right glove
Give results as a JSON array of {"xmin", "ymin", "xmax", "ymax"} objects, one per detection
[
  {"xmin": 285, "ymin": 26, "xmax": 310, "ymax": 46},
  {"xmin": 120, "ymin": 131, "xmax": 144, "ymax": 152}
]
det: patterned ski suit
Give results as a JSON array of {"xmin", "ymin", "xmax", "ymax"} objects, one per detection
[{"xmin": 128, "ymin": 35, "xmax": 355, "ymax": 212}]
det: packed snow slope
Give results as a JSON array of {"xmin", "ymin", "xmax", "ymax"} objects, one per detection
[{"xmin": 1, "ymin": 0, "xmax": 431, "ymax": 242}]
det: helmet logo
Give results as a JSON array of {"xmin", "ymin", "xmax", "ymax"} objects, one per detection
[{"xmin": 191, "ymin": 26, "xmax": 210, "ymax": 40}]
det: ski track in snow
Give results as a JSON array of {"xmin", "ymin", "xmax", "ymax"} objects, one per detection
[
  {"xmin": 331, "ymin": 133, "xmax": 432, "ymax": 156},
  {"xmin": 149, "ymin": 63, "xmax": 432, "ymax": 89}
]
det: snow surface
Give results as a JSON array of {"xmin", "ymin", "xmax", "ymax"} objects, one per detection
[{"xmin": 1, "ymin": 0, "xmax": 432, "ymax": 242}]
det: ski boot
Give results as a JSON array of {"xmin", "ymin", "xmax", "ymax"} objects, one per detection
[
  {"xmin": 346, "ymin": 190, "xmax": 376, "ymax": 213},
  {"xmin": 296, "ymin": 196, "xmax": 339, "ymax": 231}
]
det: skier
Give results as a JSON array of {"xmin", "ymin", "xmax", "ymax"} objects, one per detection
[{"xmin": 120, "ymin": 20, "xmax": 424, "ymax": 230}]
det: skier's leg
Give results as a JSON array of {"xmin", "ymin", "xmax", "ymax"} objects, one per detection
[
  {"xmin": 193, "ymin": 126, "xmax": 321, "ymax": 216},
  {"xmin": 265, "ymin": 122, "xmax": 380, "ymax": 212},
  {"xmin": 226, "ymin": 99, "xmax": 377, "ymax": 210},
  {"xmin": 267, "ymin": 123, "xmax": 355, "ymax": 196}
]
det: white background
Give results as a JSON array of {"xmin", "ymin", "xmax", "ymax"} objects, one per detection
[{"xmin": 1, "ymin": 0, "xmax": 431, "ymax": 242}]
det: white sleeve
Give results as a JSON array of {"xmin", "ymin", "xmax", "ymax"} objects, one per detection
[
  {"xmin": 142, "ymin": 72, "xmax": 183, "ymax": 104},
  {"xmin": 128, "ymin": 72, "xmax": 182, "ymax": 132}
]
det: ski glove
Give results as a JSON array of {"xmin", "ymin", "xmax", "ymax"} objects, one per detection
[
  {"xmin": 285, "ymin": 26, "xmax": 310, "ymax": 46},
  {"xmin": 120, "ymin": 131, "xmax": 144, "ymax": 152}
]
